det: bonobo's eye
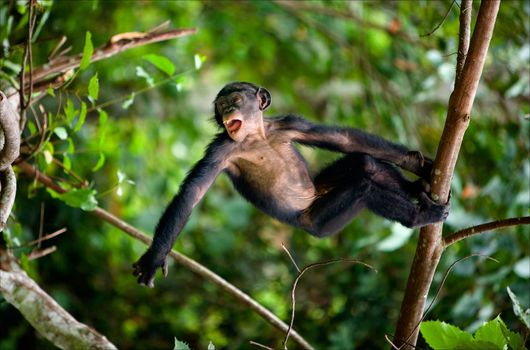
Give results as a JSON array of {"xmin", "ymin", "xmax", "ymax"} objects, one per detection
[
  {"xmin": 232, "ymin": 95, "xmax": 242, "ymax": 104},
  {"xmin": 218, "ymin": 101, "xmax": 227, "ymax": 110}
]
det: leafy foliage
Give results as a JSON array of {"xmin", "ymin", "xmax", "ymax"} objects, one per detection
[{"xmin": 421, "ymin": 316, "xmax": 525, "ymax": 350}]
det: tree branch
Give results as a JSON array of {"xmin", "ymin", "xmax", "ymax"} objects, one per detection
[
  {"xmin": 444, "ymin": 216, "xmax": 530, "ymax": 247},
  {"xmin": 13, "ymin": 26, "xmax": 197, "ymax": 92},
  {"xmin": 16, "ymin": 161, "xmax": 314, "ymax": 350},
  {"xmin": 0, "ymin": 268, "xmax": 117, "ymax": 350},
  {"xmin": 455, "ymin": 0, "xmax": 472, "ymax": 86},
  {"xmin": 393, "ymin": 1, "xmax": 500, "ymax": 348}
]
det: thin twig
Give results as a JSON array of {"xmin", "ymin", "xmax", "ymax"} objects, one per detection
[
  {"xmin": 443, "ymin": 216, "xmax": 530, "ymax": 248},
  {"xmin": 16, "ymin": 161, "xmax": 315, "ymax": 350},
  {"xmin": 421, "ymin": 0, "xmax": 456, "ymax": 37},
  {"xmin": 281, "ymin": 243, "xmax": 300, "ymax": 273},
  {"xmin": 283, "ymin": 258, "xmax": 374, "ymax": 350},
  {"xmin": 249, "ymin": 341, "xmax": 275, "ymax": 350}
]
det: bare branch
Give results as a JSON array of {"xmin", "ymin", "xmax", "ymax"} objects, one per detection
[
  {"xmin": 16, "ymin": 161, "xmax": 315, "ymax": 350},
  {"xmin": 0, "ymin": 269, "xmax": 117, "ymax": 349},
  {"xmin": 25, "ymin": 27, "xmax": 197, "ymax": 87},
  {"xmin": 444, "ymin": 216, "xmax": 530, "ymax": 247},
  {"xmin": 456, "ymin": 0, "xmax": 472, "ymax": 86},
  {"xmin": 393, "ymin": 1, "xmax": 500, "ymax": 348}
]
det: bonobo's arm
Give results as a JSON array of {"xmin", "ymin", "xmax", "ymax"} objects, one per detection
[
  {"xmin": 133, "ymin": 134, "xmax": 232, "ymax": 287},
  {"xmin": 276, "ymin": 115, "xmax": 432, "ymax": 178}
]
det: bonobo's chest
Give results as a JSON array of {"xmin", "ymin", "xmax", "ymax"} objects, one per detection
[{"xmin": 226, "ymin": 133, "xmax": 315, "ymax": 211}]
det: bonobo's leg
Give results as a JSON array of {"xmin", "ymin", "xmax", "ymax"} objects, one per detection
[{"xmin": 299, "ymin": 154, "xmax": 448, "ymax": 237}]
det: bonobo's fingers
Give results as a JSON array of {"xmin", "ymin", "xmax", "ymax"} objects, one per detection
[{"xmin": 132, "ymin": 250, "xmax": 168, "ymax": 287}]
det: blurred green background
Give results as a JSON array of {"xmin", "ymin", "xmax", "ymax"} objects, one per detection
[{"xmin": 1, "ymin": 1, "xmax": 528, "ymax": 349}]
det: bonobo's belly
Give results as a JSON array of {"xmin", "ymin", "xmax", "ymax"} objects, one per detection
[{"xmin": 230, "ymin": 152, "xmax": 316, "ymax": 213}]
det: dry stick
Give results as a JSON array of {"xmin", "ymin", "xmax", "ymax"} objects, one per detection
[
  {"xmin": 444, "ymin": 216, "xmax": 530, "ymax": 248},
  {"xmin": 393, "ymin": 1, "xmax": 500, "ymax": 349},
  {"xmin": 25, "ymin": 28, "xmax": 196, "ymax": 86},
  {"xmin": 16, "ymin": 161, "xmax": 314, "ymax": 350}
]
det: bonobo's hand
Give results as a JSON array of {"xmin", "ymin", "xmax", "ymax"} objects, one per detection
[
  {"xmin": 400, "ymin": 151, "xmax": 433, "ymax": 180},
  {"xmin": 132, "ymin": 249, "xmax": 169, "ymax": 288}
]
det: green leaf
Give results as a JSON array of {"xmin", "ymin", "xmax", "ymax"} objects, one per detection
[
  {"xmin": 47, "ymin": 87, "xmax": 55, "ymax": 97},
  {"xmin": 92, "ymin": 153, "xmax": 105, "ymax": 172},
  {"xmin": 88, "ymin": 73, "xmax": 99, "ymax": 102},
  {"xmin": 80, "ymin": 31, "xmax": 94, "ymax": 70},
  {"xmin": 74, "ymin": 102, "xmax": 87, "ymax": 132},
  {"xmin": 143, "ymin": 53, "xmax": 176, "ymax": 76},
  {"xmin": 63, "ymin": 153, "xmax": 71, "ymax": 171},
  {"xmin": 474, "ymin": 317, "xmax": 507, "ymax": 349},
  {"xmin": 173, "ymin": 338, "xmax": 191, "ymax": 350},
  {"xmin": 67, "ymin": 138, "xmax": 75, "ymax": 153},
  {"xmin": 453, "ymin": 340, "xmax": 502, "ymax": 350},
  {"xmin": 420, "ymin": 321, "xmax": 473, "ymax": 350},
  {"xmin": 53, "ymin": 127, "xmax": 68, "ymax": 140},
  {"xmin": 98, "ymin": 108, "xmax": 108, "ymax": 125},
  {"xmin": 122, "ymin": 93, "xmax": 135, "ymax": 109},
  {"xmin": 64, "ymin": 99, "xmax": 76, "ymax": 126},
  {"xmin": 27, "ymin": 121, "xmax": 37, "ymax": 134},
  {"xmin": 194, "ymin": 54, "xmax": 206, "ymax": 70},
  {"xmin": 47, "ymin": 187, "xmax": 98, "ymax": 211},
  {"xmin": 507, "ymin": 287, "xmax": 530, "ymax": 330},
  {"xmin": 136, "ymin": 66, "xmax": 154, "ymax": 86},
  {"xmin": 497, "ymin": 315, "xmax": 525, "ymax": 350}
]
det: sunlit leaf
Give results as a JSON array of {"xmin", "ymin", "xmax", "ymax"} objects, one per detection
[
  {"xmin": 507, "ymin": 287, "xmax": 530, "ymax": 330},
  {"xmin": 474, "ymin": 317, "xmax": 507, "ymax": 349},
  {"xmin": 194, "ymin": 54, "xmax": 206, "ymax": 70},
  {"xmin": 63, "ymin": 153, "xmax": 71, "ymax": 171},
  {"xmin": 173, "ymin": 338, "xmax": 191, "ymax": 350},
  {"xmin": 53, "ymin": 126, "xmax": 68, "ymax": 140},
  {"xmin": 64, "ymin": 99, "xmax": 76, "ymax": 126},
  {"xmin": 80, "ymin": 31, "xmax": 93, "ymax": 70},
  {"xmin": 136, "ymin": 66, "xmax": 154, "ymax": 86},
  {"xmin": 47, "ymin": 187, "xmax": 98, "ymax": 211},
  {"xmin": 420, "ymin": 321, "xmax": 473, "ymax": 349},
  {"xmin": 122, "ymin": 93, "xmax": 135, "ymax": 109},
  {"xmin": 74, "ymin": 102, "xmax": 87, "ymax": 132},
  {"xmin": 92, "ymin": 153, "xmax": 105, "ymax": 171},
  {"xmin": 143, "ymin": 53, "xmax": 176, "ymax": 76},
  {"xmin": 88, "ymin": 73, "xmax": 99, "ymax": 102}
]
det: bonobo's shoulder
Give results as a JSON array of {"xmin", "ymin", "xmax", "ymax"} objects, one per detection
[
  {"xmin": 266, "ymin": 114, "xmax": 313, "ymax": 130},
  {"xmin": 205, "ymin": 132, "xmax": 237, "ymax": 153}
]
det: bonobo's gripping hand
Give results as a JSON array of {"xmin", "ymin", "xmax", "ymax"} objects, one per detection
[
  {"xmin": 400, "ymin": 151, "xmax": 433, "ymax": 180},
  {"xmin": 132, "ymin": 249, "xmax": 169, "ymax": 288}
]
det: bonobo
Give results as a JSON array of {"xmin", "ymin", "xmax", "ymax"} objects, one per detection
[{"xmin": 133, "ymin": 82, "xmax": 449, "ymax": 287}]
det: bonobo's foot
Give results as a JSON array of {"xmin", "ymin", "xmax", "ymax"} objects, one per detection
[
  {"xmin": 412, "ymin": 192, "xmax": 450, "ymax": 228},
  {"xmin": 132, "ymin": 249, "xmax": 169, "ymax": 288}
]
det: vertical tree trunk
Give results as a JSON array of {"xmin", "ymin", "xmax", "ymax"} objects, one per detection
[{"xmin": 393, "ymin": 1, "xmax": 500, "ymax": 348}]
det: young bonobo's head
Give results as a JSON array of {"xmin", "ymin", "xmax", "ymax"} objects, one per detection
[{"xmin": 213, "ymin": 82, "xmax": 271, "ymax": 142}]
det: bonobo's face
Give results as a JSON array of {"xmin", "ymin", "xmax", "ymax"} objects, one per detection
[{"xmin": 214, "ymin": 83, "xmax": 271, "ymax": 142}]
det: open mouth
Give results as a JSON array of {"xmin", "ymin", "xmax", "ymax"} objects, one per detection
[{"xmin": 224, "ymin": 118, "xmax": 242, "ymax": 134}]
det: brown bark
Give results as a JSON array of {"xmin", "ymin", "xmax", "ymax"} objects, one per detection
[{"xmin": 393, "ymin": 1, "xmax": 500, "ymax": 348}]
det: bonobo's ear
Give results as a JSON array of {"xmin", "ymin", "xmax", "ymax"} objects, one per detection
[{"xmin": 256, "ymin": 87, "xmax": 271, "ymax": 111}]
